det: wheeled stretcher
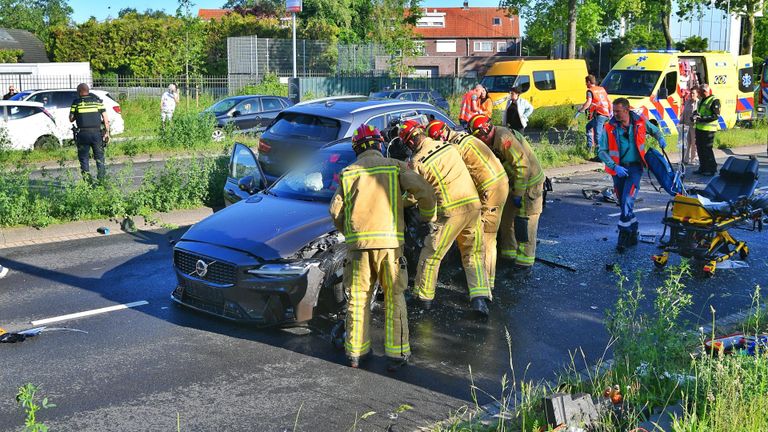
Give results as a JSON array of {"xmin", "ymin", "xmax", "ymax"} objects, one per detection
[{"xmin": 652, "ymin": 157, "xmax": 766, "ymax": 276}]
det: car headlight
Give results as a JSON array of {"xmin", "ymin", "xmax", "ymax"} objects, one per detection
[{"xmin": 247, "ymin": 262, "xmax": 313, "ymax": 277}]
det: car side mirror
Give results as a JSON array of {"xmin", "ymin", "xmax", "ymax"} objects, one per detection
[
  {"xmin": 231, "ymin": 110, "xmax": 241, "ymax": 118},
  {"xmin": 657, "ymin": 88, "xmax": 669, "ymax": 100},
  {"xmin": 237, "ymin": 175, "xmax": 261, "ymax": 194}
]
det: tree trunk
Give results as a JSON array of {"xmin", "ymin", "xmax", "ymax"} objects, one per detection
[
  {"xmin": 661, "ymin": 9, "xmax": 673, "ymax": 50},
  {"xmin": 567, "ymin": 0, "xmax": 577, "ymax": 59},
  {"xmin": 741, "ymin": 13, "xmax": 755, "ymax": 55}
]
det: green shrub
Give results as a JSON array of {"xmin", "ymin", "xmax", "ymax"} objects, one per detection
[
  {"xmin": 239, "ymin": 73, "xmax": 288, "ymax": 97},
  {"xmin": 159, "ymin": 112, "xmax": 217, "ymax": 149},
  {"xmin": 527, "ymin": 105, "xmax": 580, "ymax": 130}
]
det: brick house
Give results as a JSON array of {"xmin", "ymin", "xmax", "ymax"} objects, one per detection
[{"xmin": 375, "ymin": 2, "xmax": 521, "ymax": 77}]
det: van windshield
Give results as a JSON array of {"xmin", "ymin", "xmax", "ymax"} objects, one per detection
[
  {"xmin": 602, "ymin": 70, "xmax": 661, "ymax": 97},
  {"xmin": 481, "ymin": 75, "xmax": 518, "ymax": 93}
]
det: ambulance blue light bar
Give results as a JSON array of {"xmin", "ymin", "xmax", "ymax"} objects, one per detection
[{"xmin": 631, "ymin": 49, "xmax": 680, "ymax": 53}]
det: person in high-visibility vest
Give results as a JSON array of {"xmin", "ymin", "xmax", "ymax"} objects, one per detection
[
  {"xmin": 467, "ymin": 114, "xmax": 545, "ymax": 275},
  {"xmin": 426, "ymin": 119, "xmax": 509, "ymax": 291},
  {"xmin": 399, "ymin": 119, "xmax": 490, "ymax": 316},
  {"xmin": 693, "ymin": 84, "xmax": 721, "ymax": 176},
  {"xmin": 458, "ymin": 85, "xmax": 483, "ymax": 129},
  {"xmin": 578, "ymin": 75, "xmax": 612, "ymax": 154},
  {"xmin": 598, "ymin": 98, "xmax": 667, "ymax": 252},
  {"xmin": 329, "ymin": 124, "xmax": 436, "ymax": 371}
]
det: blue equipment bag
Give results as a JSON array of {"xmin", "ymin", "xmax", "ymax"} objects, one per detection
[{"xmin": 645, "ymin": 147, "xmax": 683, "ymax": 196}]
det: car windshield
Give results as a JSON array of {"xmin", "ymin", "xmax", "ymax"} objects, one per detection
[
  {"xmin": 207, "ymin": 98, "xmax": 240, "ymax": 113},
  {"xmin": 267, "ymin": 112, "xmax": 340, "ymax": 141},
  {"xmin": 602, "ymin": 70, "xmax": 661, "ymax": 97},
  {"xmin": 481, "ymin": 75, "xmax": 518, "ymax": 93},
  {"xmin": 268, "ymin": 146, "xmax": 355, "ymax": 202},
  {"xmin": 9, "ymin": 92, "xmax": 30, "ymax": 101}
]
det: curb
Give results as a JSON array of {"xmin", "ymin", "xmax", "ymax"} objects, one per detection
[{"xmin": 0, "ymin": 207, "xmax": 214, "ymax": 250}]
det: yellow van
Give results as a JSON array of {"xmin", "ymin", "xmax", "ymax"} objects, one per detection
[
  {"xmin": 480, "ymin": 59, "xmax": 589, "ymax": 109},
  {"xmin": 602, "ymin": 50, "xmax": 755, "ymax": 135}
]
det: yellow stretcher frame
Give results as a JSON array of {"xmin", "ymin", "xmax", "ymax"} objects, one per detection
[{"xmin": 651, "ymin": 195, "xmax": 763, "ymax": 276}]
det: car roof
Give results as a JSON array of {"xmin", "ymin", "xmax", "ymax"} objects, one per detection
[
  {"xmin": 0, "ymin": 100, "xmax": 44, "ymax": 107},
  {"xmin": 220, "ymin": 94, "xmax": 284, "ymax": 100},
  {"xmin": 280, "ymin": 99, "xmax": 437, "ymax": 120}
]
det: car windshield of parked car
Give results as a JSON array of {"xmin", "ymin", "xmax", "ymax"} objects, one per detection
[
  {"xmin": 207, "ymin": 98, "xmax": 240, "ymax": 114},
  {"xmin": 268, "ymin": 112, "xmax": 340, "ymax": 141},
  {"xmin": 268, "ymin": 147, "xmax": 354, "ymax": 202},
  {"xmin": 601, "ymin": 70, "xmax": 661, "ymax": 97}
]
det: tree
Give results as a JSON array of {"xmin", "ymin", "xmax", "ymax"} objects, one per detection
[
  {"xmin": 223, "ymin": 0, "xmax": 283, "ymax": 16},
  {"xmin": 712, "ymin": 0, "xmax": 766, "ymax": 55},
  {"xmin": 369, "ymin": 0, "xmax": 421, "ymax": 82},
  {"xmin": 0, "ymin": 0, "xmax": 73, "ymax": 54},
  {"xmin": 675, "ymin": 35, "xmax": 708, "ymax": 52}
]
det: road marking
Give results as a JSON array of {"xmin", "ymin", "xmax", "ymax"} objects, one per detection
[
  {"xmin": 608, "ymin": 208, "xmax": 652, "ymax": 217},
  {"xmin": 30, "ymin": 301, "xmax": 149, "ymax": 326}
]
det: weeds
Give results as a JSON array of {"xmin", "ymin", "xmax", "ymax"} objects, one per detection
[{"xmin": 15, "ymin": 384, "xmax": 55, "ymax": 432}]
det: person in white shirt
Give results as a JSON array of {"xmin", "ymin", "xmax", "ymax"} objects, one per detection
[
  {"xmin": 160, "ymin": 84, "xmax": 180, "ymax": 125},
  {"xmin": 502, "ymin": 87, "xmax": 534, "ymax": 134}
]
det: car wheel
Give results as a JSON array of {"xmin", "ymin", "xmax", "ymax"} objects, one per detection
[
  {"xmin": 211, "ymin": 129, "xmax": 226, "ymax": 142},
  {"xmin": 34, "ymin": 135, "xmax": 59, "ymax": 151}
]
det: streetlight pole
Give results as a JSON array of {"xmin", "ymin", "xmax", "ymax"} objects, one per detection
[{"xmin": 292, "ymin": 12, "xmax": 297, "ymax": 78}]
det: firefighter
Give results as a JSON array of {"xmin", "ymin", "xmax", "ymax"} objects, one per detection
[
  {"xmin": 329, "ymin": 124, "xmax": 436, "ymax": 371},
  {"xmin": 399, "ymin": 119, "xmax": 490, "ymax": 316},
  {"xmin": 577, "ymin": 75, "xmax": 611, "ymax": 154},
  {"xmin": 693, "ymin": 84, "xmax": 721, "ymax": 176},
  {"xmin": 597, "ymin": 98, "xmax": 667, "ymax": 252},
  {"xmin": 467, "ymin": 114, "xmax": 545, "ymax": 274},
  {"xmin": 426, "ymin": 120, "xmax": 509, "ymax": 291}
]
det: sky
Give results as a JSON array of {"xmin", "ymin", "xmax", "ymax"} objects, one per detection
[{"xmin": 68, "ymin": 0, "xmax": 502, "ymax": 23}]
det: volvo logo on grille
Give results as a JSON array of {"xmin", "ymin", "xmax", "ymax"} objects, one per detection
[{"xmin": 195, "ymin": 259, "xmax": 209, "ymax": 277}]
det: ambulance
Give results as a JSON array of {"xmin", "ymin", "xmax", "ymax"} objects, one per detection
[
  {"xmin": 480, "ymin": 59, "xmax": 588, "ymax": 109},
  {"xmin": 756, "ymin": 58, "xmax": 767, "ymax": 119},
  {"xmin": 601, "ymin": 50, "xmax": 756, "ymax": 134}
]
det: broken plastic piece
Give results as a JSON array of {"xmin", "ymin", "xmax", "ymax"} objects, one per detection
[
  {"xmin": 97, "ymin": 226, "xmax": 110, "ymax": 235},
  {"xmin": 715, "ymin": 260, "xmax": 749, "ymax": 269}
]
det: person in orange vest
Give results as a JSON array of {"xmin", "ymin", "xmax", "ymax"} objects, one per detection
[
  {"xmin": 458, "ymin": 84, "xmax": 483, "ymax": 128},
  {"xmin": 578, "ymin": 75, "xmax": 611, "ymax": 155},
  {"xmin": 598, "ymin": 98, "xmax": 667, "ymax": 252}
]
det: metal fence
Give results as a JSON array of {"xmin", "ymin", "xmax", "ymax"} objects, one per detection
[{"xmin": 227, "ymin": 36, "xmax": 333, "ymax": 78}]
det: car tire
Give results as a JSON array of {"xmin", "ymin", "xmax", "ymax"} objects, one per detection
[
  {"xmin": 34, "ymin": 135, "xmax": 59, "ymax": 151},
  {"xmin": 212, "ymin": 128, "xmax": 226, "ymax": 142}
]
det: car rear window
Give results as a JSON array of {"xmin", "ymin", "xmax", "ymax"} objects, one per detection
[
  {"xmin": 267, "ymin": 112, "xmax": 341, "ymax": 141},
  {"xmin": 369, "ymin": 92, "xmax": 394, "ymax": 98}
]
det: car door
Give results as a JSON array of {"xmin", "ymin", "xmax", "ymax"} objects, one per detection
[
  {"xmin": 6, "ymin": 105, "xmax": 43, "ymax": 150},
  {"xmin": 258, "ymin": 97, "xmax": 285, "ymax": 130},
  {"xmin": 224, "ymin": 142, "xmax": 267, "ymax": 206},
  {"xmin": 231, "ymin": 98, "xmax": 261, "ymax": 131}
]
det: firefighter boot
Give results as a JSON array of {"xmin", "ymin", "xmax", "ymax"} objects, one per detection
[
  {"xmin": 471, "ymin": 297, "xmax": 489, "ymax": 317},
  {"xmin": 616, "ymin": 230, "xmax": 631, "ymax": 253},
  {"xmin": 387, "ymin": 355, "xmax": 410, "ymax": 372}
]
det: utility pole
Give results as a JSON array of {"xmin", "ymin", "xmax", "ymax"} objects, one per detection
[{"xmin": 287, "ymin": 0, "xmax": 302, "ymax": 78}]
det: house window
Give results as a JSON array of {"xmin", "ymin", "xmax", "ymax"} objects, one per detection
[
  {"xmin": 474, "ymin": 41, "xmax": 493, "ymax": 52},
  {"xmin": 533, "ymin": 70, "xmax": 557, "ymax": 90},
  {"xmin": 436, "ymin": 40, "xmax": 456, "ymax": 53},
  {"xmin": 496, "ymin": 42, "xmax": 508, "ymax": 53},
  {"xmin": 493, "ymin": 17, "xmax": 501, "ymax": 25},
  {"xmin": 416, "ymin": 13, "xmax": 446, "ymax": 27}
]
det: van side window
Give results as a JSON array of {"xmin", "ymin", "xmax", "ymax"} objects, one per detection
[
  {"xmin": 738, "ymin": 67, "xmax": 754, "ymax": 93},
  {"xmin": 515, "ymin": 75, "xmax": 531, "ymax": 93},
  {"xmin": 661, "ymin": 71, "xmax": 677, "ymax": 99},
  {"xmin": 533, "ymin": 71, "xmax": 556, "ymax": 91}
]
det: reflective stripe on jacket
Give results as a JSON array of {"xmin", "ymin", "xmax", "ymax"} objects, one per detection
[
  {"xmin": 603, "ymin": 117, "xmax": 647, "ymax": 176},
  {"xmin": 447, "ymin": 130, "xmax": 508, "ymax": 193},
  {"xmin": 491, "ymin": 127, "xmax": 545, "ymax": 198},
  {"xmin": 329, "ymin": 150, "xmax": 436, "ymax": 250},
  {"xmin": 695, "ymin": 95, "xmax": 720, "ymax": 132},
  {"xmin": 412, "ymin": 137, "xmax": 481, "ymax": 216},
  {"xmin": 588, "ymin": 85, "xmax": 611, "ymax": 117}
]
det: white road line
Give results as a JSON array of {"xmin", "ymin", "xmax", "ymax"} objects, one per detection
[
  {"xmin": 608, "ymin": 208, "xmax": 652, "ymax": 217},
  {"xmin": 30, "ymin": 301, "xmax": 149, "ymax": 326}
]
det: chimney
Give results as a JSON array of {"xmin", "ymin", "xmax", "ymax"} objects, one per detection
[{"xmin": 463, "ymin": 1, "xmax": 469, "ymax": 9}]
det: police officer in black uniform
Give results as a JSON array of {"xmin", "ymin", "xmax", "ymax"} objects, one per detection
[{"xmin": 70, "ymin": 83, "xmax": 110, "ymax": 181}]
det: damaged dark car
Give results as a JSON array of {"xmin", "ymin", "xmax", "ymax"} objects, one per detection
[{"xmin": 172, "ymin": 138, "xmax": 424, "ymax": 326}]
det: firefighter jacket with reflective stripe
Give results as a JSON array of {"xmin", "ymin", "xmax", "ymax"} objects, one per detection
[
  {"xmin": 588, "ymin": 85, "xmax": 611, "ymax": 117},
  {"xmin": 330, "ymin": 150, "xmax": 436, "ymax": 250},
  {"xmin": 602, "ymin": 113, "xmax": 648, "ymax": 176},
  {"xmin": 70, "ymin": 94, "xmax": 106, "ymax": 129},
  {"xmin": 491, "ymin": 127, "xmax": 545, "ymax": 198},
  {"xmin": 459, "ymin": 91, "xmax": 478, "ymax": 122},
  {"xmin": 446, "ymin": 130, "xmax": 508, "ymax": 194},
  {"xmin": 411, "ymin": 137, "xmax": 481, "ymax": 217},
  {"xmin": 695, "ymin": 95, "xmax": 721, "ymax": 132}
]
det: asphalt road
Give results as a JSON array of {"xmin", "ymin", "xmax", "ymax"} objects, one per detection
[{"xmin": 1, "ymin": 154, "xmax": 767, "ymax": 431}]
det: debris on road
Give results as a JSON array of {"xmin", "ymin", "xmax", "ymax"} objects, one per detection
[
  {"xmin": 543, "ymin": 393, "xmax": 607, "ymax": 430},
  {"xmin": 716, "ymin": 260, "xmax": 749, "ymax": 269},
  {"xmin": 97, "ymin": 226, "xmax": 110, "ymax": 235},
  {"xmin": 0, "ymin": 326, "xmax": 87, "ymax": 344},
  {"xmin": 704, "ymin": 332, "xmax": 768, "ymax": 355},
  {"xmin": 121, "ymin": 217, "xmax": 137, "ymax": 233},
  {"xmin": 536, "ymin": 256, "xmax": 577, "ymax": 272},
  {"xmin": 638, "ymin": 234, "xmax": 657, "ymax": 244}
]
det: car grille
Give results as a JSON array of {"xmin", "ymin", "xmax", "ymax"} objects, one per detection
[{"xmin": 174, "ymin": 250, "xmax": 237, "ymax": 285}]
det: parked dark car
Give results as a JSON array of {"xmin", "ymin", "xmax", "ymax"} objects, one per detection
[
  {"xmin": 369, "ymin": 89, "xmax": 451, "ymax": 114},
  {"xmin": 204, "ymin": 95, "xmax": 293, "ymax": 141},
  {"xmin": 256, "ymin": 98, "xmax": 456, "ymax": 183}
]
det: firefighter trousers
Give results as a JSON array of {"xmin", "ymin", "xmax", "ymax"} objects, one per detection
[
  {"xmin": 499, "ymin": 184, "xmax": 544, "ymax": 267},
  {"xmin": 480, "ymin": 181, "xmax": 510, "ymax": 290},
  {"xmin": 415, "ymin": 208, "xmax": 489, "ymax": 301},
  {"xmin": 343, "ymin": 248, "xmax": 410, "ymax": 359}
]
